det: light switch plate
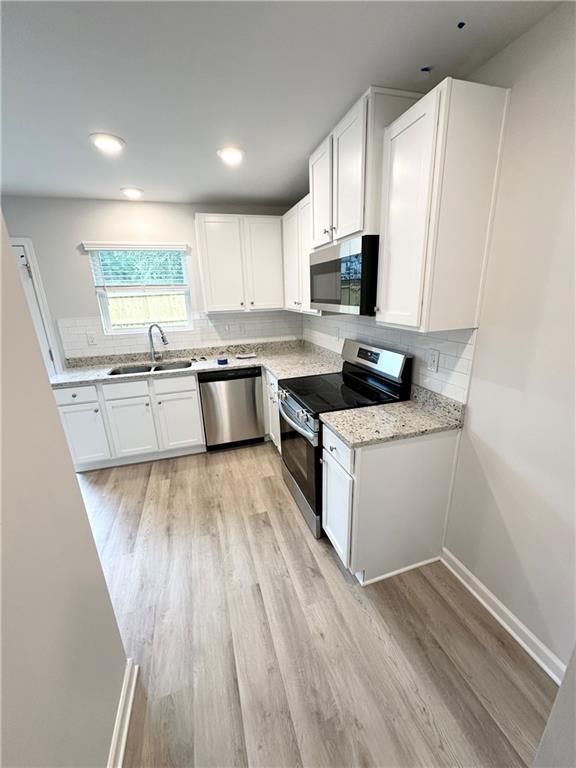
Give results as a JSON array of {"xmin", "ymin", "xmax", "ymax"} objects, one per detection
[{"xmin": 427, "ymin": 348, "xmax": 439, "ymax": 372}]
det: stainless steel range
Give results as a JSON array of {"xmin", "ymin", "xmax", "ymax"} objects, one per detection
[{"xmin": 277, "ymin": 339, "xmax": 413, "ymax": 537}]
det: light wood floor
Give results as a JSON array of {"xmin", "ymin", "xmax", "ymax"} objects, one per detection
[{"xmin": 78, "ymin": 443, "xmax": 557, "ymax": 768}]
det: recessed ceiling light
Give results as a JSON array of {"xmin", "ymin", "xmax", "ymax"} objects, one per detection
[
  {"xmin": 89, "ymin": 133, "xmax": 126, "ymax": 155},
  {"xmin": 121, "ymin": 187, "xmax": 143, "ymax": 200},
  {"xmin": 217, "ymin": 147, "xmax": 245, "ymax": 166}
]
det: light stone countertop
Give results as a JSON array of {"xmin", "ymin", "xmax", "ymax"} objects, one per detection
[
  {"xmin": 320, "ymin": 386, "xmax": 464, "ymax": 448},
  {"xmin": 50, "ymin": 341, "xmax": 464, "ymax": 447},
  {"xmin": 49, "ymin": 342, "xmax": 342, "ymax": 388}
]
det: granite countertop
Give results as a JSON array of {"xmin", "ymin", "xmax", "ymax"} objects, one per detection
[
  {"xmin": 49, "ymin": 342, "xmax": 342, "ymax": 389},
  {"xmin": 320, "ymin": 386, "xmax": 465, "ymax": 448}
]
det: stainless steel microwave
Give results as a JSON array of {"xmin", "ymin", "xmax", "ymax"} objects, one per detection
[{"xmin": 309, "ymin": 235, "xmax": 379, "ymax": 315}]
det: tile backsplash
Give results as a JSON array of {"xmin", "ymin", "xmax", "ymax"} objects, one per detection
[
  {"xmin": 303, "ymin": 314, "xmax": 475, "ymax": 403},
  {"xmin": 58, "ymin": 311, "xmax": 302, "ymax": 360},
  {"xmin": 59, "ymin": 310, "xmax": 476, "ymax": 403}
]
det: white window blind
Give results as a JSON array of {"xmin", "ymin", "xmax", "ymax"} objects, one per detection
[{"xmin": 85, "ymin": 246, "xmax": 192, "ymax": 332}]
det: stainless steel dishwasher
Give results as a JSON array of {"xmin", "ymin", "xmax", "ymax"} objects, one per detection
[{"xmin": 198, "ymin": 366, "xmax": 265, "ymax": 449}]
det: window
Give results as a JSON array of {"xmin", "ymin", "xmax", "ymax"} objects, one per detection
[{"xmin": 84, "ymin": 244, "xmax": 192, "ymax": 332}]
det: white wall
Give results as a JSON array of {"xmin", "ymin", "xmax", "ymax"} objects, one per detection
[
  {"xmin": 444, "ymin": 4, "xmax": 575, "ymax": 668},
  {"xmin": 2, "ymin": 196, "xmax": 295, "ymax": 361},
  {"xmin": 1, "ymin": 213, "xmax": 127, "ymax": 765}
]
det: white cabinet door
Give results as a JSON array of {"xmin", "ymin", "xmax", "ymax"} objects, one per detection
[
  {"xmin": 197, "ymin": 214, "xmax": 246, "ymax": 312},
  {"xmin": 377, "ymin": 90, "xmax": 440, "ymax": 328},
  {"xmin": 243, "ymin": 216, "xmax": 284, "ymax": 310},
  {"xmin": 155, "ymin": 391, "xmax": 204, "ymax": 450},
  {"xmin": 332, "ymin": 98, "xmax": 367, "ymax": 241},
  {"xmin": 107, "ymin": 396, "xmax": 158, "ymax": 456},
  {"xmin": 322, "ymin": 448, "xmax": 353, "ymax": 567},
  {"xmin": 59, "ymin": 403, "xmax": 111, "ymax": 464},
  {"xmin": 266, "ymin": 373, "xmax": 281, "ymax": 451},
  {"xmin": 309, "ymin": 136, "xmax": 333, "ymax": 248},
  {"xmin": 298, "ymin": 196, "xmax": 315, "ymax": 312},
  {"xmin": 282, "ymin": 204, "xmax": 301, "ymax": 310}
]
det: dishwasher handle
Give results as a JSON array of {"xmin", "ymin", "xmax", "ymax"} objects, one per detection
[{"xmin": 197, "ymin": 366, "xmax": 261, "ymax": 384}]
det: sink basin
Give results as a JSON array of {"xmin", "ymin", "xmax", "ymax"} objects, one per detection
[
  {"xmin": 108, "ymin": 364, "xmax": 153, "ymax": 375},
  {"xmin": 152, "ymin": 361, "xmax": 192, "ymax": 371}
]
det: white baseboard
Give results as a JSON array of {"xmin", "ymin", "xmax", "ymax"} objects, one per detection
[
  {"xmin": 107, "ymin": 658, "xmax": 139, "ymax": 768},
  {"xmin": 441, "ymin": 548, "xmax": 565, "ymax": 684},
  {"xmin": 358, "ymin": 556, "xmax": 441, "ymax": 586}
]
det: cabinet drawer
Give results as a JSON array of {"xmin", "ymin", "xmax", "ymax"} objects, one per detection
[
  {"xmin": 153, "ymin": 375, "xmax": 197, "ymax": 394},
  {"xmin": 323, "ymin": 426, "xmax": 354, "ymax": 474},
  {"xmin": 102, "ymin": 380, "xmax": 149, "ymax": 400},
  {"xmin": 54, "ymin": 385, "xmax": 98, "ymax": 405}
]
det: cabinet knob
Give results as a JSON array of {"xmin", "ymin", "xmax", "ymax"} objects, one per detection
[
  {"xmin": 94, "ymin": 408, "xmax": 99, "ymax": 413},
  {"xmin": 329, "ymin": 445, "xmax": 336, "ymax": 452},
  {"xmin": 330, "ymin": 225, "xmax": 337, "ymax": 232},
  {"xmin": 71, "ymin": 393, "xmax": 77, "ymax": 398},
  {"xmin": 158, "ymin": 401, "xmax": 162, "ymax": 405},
  {"xmin": 240, "ymin": 301, "xmax": 244, "ymax": 306},
  {"xmin": 250, "ymin": 301, "xmax": 254, "ymax": 306},
  {"xmin": 323, "ymin": 228, "xmax": 330, "ymax": 235},
  {"xmin": 145, "ymin": 402, "xmax": 150, "ymax": 407}
]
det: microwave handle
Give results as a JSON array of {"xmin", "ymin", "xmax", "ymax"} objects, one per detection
[{"xmin": 278, "ymin": 401, "xmax": 318, "ymax": 446}]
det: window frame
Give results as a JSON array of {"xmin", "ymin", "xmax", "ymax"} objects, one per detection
[{"xmin": 82, "ymin": 241, "xmax": 194, "ymax": 335}]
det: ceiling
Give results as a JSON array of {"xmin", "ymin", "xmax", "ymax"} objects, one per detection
[{"xmin": 2, "ymin": 1, "xmax": 555, "ymax": 207}]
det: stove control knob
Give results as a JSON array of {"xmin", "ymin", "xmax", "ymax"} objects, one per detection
[{"xmin": 297, "ymin": 410, "xmax": 309, "ymax": 424}]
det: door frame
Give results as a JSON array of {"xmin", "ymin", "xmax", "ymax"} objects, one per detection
[{"xmin": 10, "ymin": 236, "xmax": 63, "ymax": 373}]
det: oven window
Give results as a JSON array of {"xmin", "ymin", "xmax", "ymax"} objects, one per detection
[{"xmin": 311, "ymin": 254, "xmax": 362, "ymax": 307}]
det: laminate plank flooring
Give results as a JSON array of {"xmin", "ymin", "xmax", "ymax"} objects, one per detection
[{"xmin": 78, "ymin": 443, "xmax": 557, "ymax": 768}]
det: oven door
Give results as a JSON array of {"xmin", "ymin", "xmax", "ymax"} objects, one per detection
[
  {"xmin": 310, "ymin": 242, "xmax": 362, "ymax": 315},
  {"xmin": 278, "ymin": 401, "xmax": 322, "ymax": 536}
]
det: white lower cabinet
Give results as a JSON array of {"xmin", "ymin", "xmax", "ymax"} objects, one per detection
[
  {"xmin": 59, "ymin": 402, "xmax": 111, "ymax": 464},
  {"xmin": 322, "ymin": 448, "xmax": 353, "ymax": 567},
  {"xmin": 321, "ymin": 425, "xmax": 459, "ymax": 583},
  {"xmin": 54, "ymin": 374, "xmax": 206, "ymax": 469},
  {"xmin": 155, "ymin": 390, "xmax": 204, "ymax": 450},
  {"xmin": 265, "ymin": 370, "xmax": 281, "ymax": 451},
  {"xmin": 107, "ymin": 396, "xmax": 158, "ymax": 456}
]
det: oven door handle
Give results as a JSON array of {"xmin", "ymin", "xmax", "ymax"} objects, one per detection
[{"xmin": 278, "ymin": 401, "xmax": 318, "ymax": 447}]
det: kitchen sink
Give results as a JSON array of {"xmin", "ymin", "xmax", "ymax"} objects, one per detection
[
  {"xmin": 108, "ymin": 364, "xmax": 153, "ymax": 375},
  {"xmin": 152, "ymin": 361, "xmax": 192, "ymax": 371}
]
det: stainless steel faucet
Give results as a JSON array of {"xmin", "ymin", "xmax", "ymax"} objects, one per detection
[{"xmin": 148, "ymin": 323, "xmax": 168, "ymax": 362}]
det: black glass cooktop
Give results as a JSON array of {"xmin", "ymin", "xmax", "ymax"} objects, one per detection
[{"xmin": 279, "ymin": 370, "xmax": 396, "ymax": 415}]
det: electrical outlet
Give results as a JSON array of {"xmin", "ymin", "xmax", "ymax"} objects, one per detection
[
  {"xmin": 427, "ymin": 348, "xmax": 439, "ymax": 372},
  {"xmin": 86, "ymin": 333, "xmax": 97, "ymax": 346}
]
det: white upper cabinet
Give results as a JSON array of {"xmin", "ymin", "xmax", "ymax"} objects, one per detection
[
  {"xmin": 197, "ymin": 214, "xmax": 246, "ymax": 311},
  {"xmin": 243, "ymin": 216, "xmax": 284, "ymax": 310},
  {"xmin": 282, "ymin": 204, "xmax": 301, "ymax": 309},
  {"xmin": 332, "ymin": 98, "xmax": 367, "ymax": 241},
  {"xmin": 377, "ymin": 78, "xmax": 509, "ymax": 332},
  {"xmin": 197, "ymin": 214, "xmax": 283, "ymax": 313},
  {"xmin": 309, "ymin": 87, "xmax": 420, "ymax": 249},
  {"xmin": 282, "ymin": 194, "xmax": 318, "ymax": 314},
  {"xmin": 377, "ymin": 90, "xmax": 440, "ymax": 328},
  {"xmin": 309, "ymin": 136, "xmax": 333, "ymax": 247},
  {"xmin": 298, "ymin": 196, "xmax": 314, "ymax": 312}
]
